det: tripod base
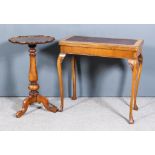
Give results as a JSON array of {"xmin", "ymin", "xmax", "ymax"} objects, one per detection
[{"xmin": 16, "ymin": 94, "xmax": 58, "ymax": 118}]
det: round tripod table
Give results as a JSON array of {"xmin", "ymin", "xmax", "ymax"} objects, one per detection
[{"xmin": 9, "ymin": 35, "xmax": 58, "ymax": 118}]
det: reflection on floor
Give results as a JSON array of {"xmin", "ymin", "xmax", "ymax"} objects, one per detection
[{"xmin": 0, "ymin": 97, "xmax": 155, "ymax": 130}]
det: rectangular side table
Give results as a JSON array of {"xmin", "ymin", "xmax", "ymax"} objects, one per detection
[{"xmin": 57, "ymin": 36, "xmax": 144, "ymax": 124}]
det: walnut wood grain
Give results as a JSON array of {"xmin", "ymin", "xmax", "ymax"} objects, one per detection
[
  {"xmin": 60, "ymin": 36, "xmax": 143, "ymax": 54},
  {"xmin": 71, "ymin": 56, "xmax": 77, "ymax": 100},
  {"xmin": 9, "ymin": 36, "xmax": 58, "ymax": 117},
  {"xmin": 128, "ymin": 53, "xmax": 143, "ymax": 111},
  {"xmin": 57, "ymin": 53, "xmax": 66, "ymax": 111},
  {"xmin": 58, "ymin": 35, "xmax": 144, "ymax": 124}
]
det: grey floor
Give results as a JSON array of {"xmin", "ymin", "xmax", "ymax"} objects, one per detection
[{"xmin": 0, "ymin": 97, "xmax": 155, "ymax": 130}]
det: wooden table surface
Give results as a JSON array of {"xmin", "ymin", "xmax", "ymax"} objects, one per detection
[
  {"xmin": 9, "ymin": 35, "xmax": 58, "ymax": 118},
  {"xmin": 9, "ymin": 35, "xmax": 55, "ymax": 45},
  {"xmin": 59, "ymin": 36, "xmax": 143, "ymax": 59}
]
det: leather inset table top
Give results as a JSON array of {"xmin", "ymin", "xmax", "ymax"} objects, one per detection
[
  {"xmin": 60, "ymin": 35, "xmax": 144, "ymax": 53},
  {"xmin": 66, "ymin": 36, "xmax": 137, "ymax": 45}
]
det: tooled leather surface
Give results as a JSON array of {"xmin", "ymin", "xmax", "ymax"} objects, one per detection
[{"xmin": 66, "ymin": 36, "xmax": 137, "ymax": 45}]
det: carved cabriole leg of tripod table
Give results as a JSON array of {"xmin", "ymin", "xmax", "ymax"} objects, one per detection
[
  {"xmin": 16, "ymin": 44, "xmax": 58, "ymax": 118},
  {"xmin": 71, "ymin": 56, "xmax": 77, "ymax": 100},
  {"xmin": 16, "ymin": 96, "xmax": 37, "ymax": 118},
  {"xmin": 57, "ymin": 53, "xmax": 66, "ymax": 112},
  {"xmin": 128, "ymin": 53, "xmax": 143, "ymax": 124}
]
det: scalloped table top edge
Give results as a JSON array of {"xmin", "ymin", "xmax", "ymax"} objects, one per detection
[{"xmin": 9, "ymin": 35, "xmax": 55, "ymax": 45}]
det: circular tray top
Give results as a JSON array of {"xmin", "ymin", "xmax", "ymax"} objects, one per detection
[{"xmin": 9, "ymin": 35, "xmax": 55, "ymax": 45}]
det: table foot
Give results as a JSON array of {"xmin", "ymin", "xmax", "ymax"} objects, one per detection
[
  {"xmin": 133, "ymin": 103, "xmax": 138, "ymax": 111},
  {"xmin": 16, "ymin": 96, "xmax": 36, "ymax": 118},
  {"xmin": 129, "ymin": 116, "xmax": 134, "ymax": 124},
  {"xmin": 37, "ymin": 95, "xmax": 58, "ymax": 113},
  {"xmin": 16, "ymin": 110, "xmax": 26, "ymax": 118},
  {"xmin": 58, "ymin": 104, "xmax": 64, "ymax": 112},
  {"xmin": 71, "ymin": 96, "xmax": 77, "ymax": 100}
]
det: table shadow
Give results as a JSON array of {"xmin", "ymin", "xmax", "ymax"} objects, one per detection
[{"xmin": 91, "ymin": 97, "xmax": 129, "ymax": 123}]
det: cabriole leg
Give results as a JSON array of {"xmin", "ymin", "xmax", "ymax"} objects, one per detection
[
  {"xmin": 71, "ymin": 56, "xmax": 77, "ymax": 100},
  {"xmin": 128, "ymin": 59, "xmax": 138, "ymax": 124},
  {"xmin": 57, "ymin": 53, "xmax": 66, "ymax": 111}
]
